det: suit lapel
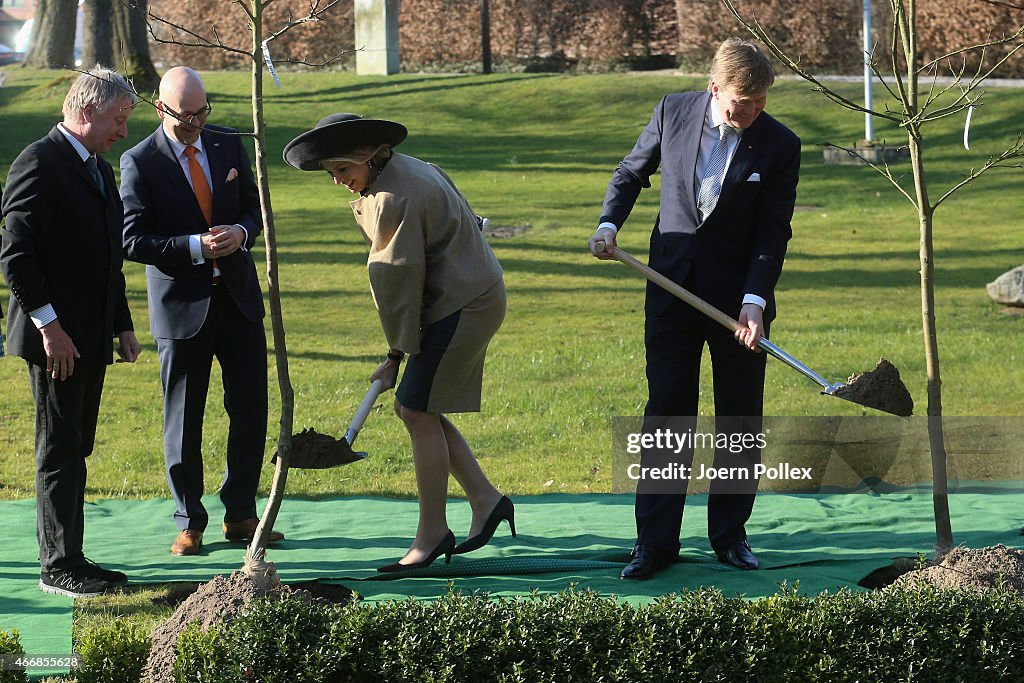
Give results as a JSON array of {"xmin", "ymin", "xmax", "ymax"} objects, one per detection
[
  {"xmin": 49, "ymin": 128, "xmax": 107, "ymax": 199},
  {"xmin": 152, "ymin": 127, "xmax": 209, "ymax": 227},
  {"xmin": 683, "ymin": 94, "xmax": 711, "ymax": 217}
]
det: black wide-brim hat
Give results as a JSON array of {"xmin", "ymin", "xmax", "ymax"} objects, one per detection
[{"xmin": 282, "ymin": 113, "xmax": 408, "ymax": 171}]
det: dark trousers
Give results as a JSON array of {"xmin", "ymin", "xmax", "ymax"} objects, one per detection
[
  {"xmin": 28, "ymin": 358, "xmax": 106, "ymax": 572},
  {"xmin": 156, "ymin": 286, "xmax": 268, "ymax": 532},
  {"xmin": 636, "ymin": 284, "xmax": 767, "ymax": 556}
]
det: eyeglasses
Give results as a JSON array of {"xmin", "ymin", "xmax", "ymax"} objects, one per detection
[{"xmin": 163, "ymin": 101, "xmax": 213, "ymax": 125}]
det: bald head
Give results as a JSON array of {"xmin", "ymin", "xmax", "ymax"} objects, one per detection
[{"xmin": 157, "ymin": 66, "xmax": 210, "ymax": 144}]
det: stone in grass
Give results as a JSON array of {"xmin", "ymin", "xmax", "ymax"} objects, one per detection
[
  {"xmin": 833, "ymin": 358, "xmax": 914, "ymax": 417},
  {"xmin": 986, "ymin": 265, "xmax": 1024, "ymax": 307}
]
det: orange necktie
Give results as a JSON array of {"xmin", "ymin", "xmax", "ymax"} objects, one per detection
[{"xmin": 184, "ymin": 144, "xmax": 213, "ymax": 226}]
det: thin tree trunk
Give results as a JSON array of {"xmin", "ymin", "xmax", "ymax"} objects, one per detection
[
  {"xmin": 82, "ymin": 0, "xmax": 114, "ymax": 69},
  {"xmin": 901, "ymin": 0, "xmax": 953, "ymax": 550},
  {"xmin": 111, "ymin": 0, "xmax": 160, "ymax": 94},
  {"xmin": 245, "ymin": 0, "xmax": 294, "ymax": 572},
  {"xmin": 23, "ymin": 0, "xmax": 77, "ymax": 69}
]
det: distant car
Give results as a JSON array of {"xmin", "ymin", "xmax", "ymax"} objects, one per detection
[{"xmin": 0, "ymin": 43, "xmax": 24, "ymax": 66}]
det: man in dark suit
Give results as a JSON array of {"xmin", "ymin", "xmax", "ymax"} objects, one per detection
[
  {"xmin": 2, "ymin": 67, "xmax": 141, "ymax": 597},
  {"xmin": 590, "ymin": 38, "xmax": 800, "ymax": 579},
  {"xmin": 121, "ymin": 66, "xmax": 281, "ymax": 556}
]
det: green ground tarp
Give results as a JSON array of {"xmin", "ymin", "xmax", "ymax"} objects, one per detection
[{"xmin": 2, "ymin": 492, "xmax": 1022, "ymax": 677}]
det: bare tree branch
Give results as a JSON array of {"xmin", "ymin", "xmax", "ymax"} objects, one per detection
[
  {"xmin": 145, "ymin": 11, "xmax": 250, "ymax": 56},
  {"xmin": 919, "ymin": 24, "xmax": 1024, "ymax": 73},
  {"xmin": 976, "ymin": 0, "xmax": 1024, "ymax": 10},
  {"xmin": 263, "ymin": 0, "xmax": 343, "ymax": 45},
  {"xmin": 933, "ymin": 134, "xmax": 1024, "ymax": 208},
  {"xmin": 275, "ymin": 47, "xmax": 360, "ymax": 67},
  {"xmin": 824, "ymin": 143, "xmax": 918, "ymax": 206}
]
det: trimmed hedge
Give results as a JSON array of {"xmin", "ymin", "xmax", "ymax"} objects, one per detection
[
  {"xmin": 171, "ymin": 585, "xmax": 1024, "ymax": 682},
  {"xmin": 0, "ymin": 629, "xmax": 27, "ymax": 683},
  {"xmin": 76, "ymin": 620, "xmax": 150, "ymax": 683}
]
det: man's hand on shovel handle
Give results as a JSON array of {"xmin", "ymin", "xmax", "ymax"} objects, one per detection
[
  {"xmin": 588, "ymin": 229, "xmax": 617, "ymax": 260},
  {"xmin": 735, "ymin": 303, "xmax": 764, "ymax": 352}
]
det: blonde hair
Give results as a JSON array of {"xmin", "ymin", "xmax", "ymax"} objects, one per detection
[
  {"xmin": 63, "ymin": 65, "xmax": 137, "ymax": 120},
  {"xmin": 321, "ymin": 144, "xmax": 392, "ymax": 167},
  {"xmin": 708, "ymin": 38, "xmax": 774, "ymax": 95}
]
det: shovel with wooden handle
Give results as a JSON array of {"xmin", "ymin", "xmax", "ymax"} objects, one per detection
[{"xmin": 596, "ymin": 242, "xmax": 847, "ymax": 397}]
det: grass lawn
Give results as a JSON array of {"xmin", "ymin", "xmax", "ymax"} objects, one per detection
[
  {"xmin": 2, "ymin": 66, "xmax": 1023, "ymax": 681},
  {"xmin": 2, "ymin": 68, "xmax": 1023, "ymax": 504}
]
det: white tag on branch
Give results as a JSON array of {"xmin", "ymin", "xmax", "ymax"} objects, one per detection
[
  {"xmin": 262, "ymin": 41, "xmax": 283, "ymax": 89},
  {"xmin": 963, "ymin": 105, "xmax": 974, "ymax": 151}
]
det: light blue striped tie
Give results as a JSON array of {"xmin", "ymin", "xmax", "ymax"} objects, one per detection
[{"xmin": 697, "ymin": 124, "xmax": 733, "ymax": 222}]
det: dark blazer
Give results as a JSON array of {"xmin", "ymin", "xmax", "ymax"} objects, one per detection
[
  {"xmin": 121, "ymin": 124, "xmax": 264, "ymax": 339},
  {"xmin": 601, "ymin": 91, "xmax": 800, "ymax": 321},
  {"xmin": 1, "ymin": 127, "xmax": 133, "ymax": 366}
]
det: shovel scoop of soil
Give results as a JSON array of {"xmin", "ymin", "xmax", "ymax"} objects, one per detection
[
  {"xmin": 271, "ymin": 428, "xmax": 365, "ymax": 469},
  {"xmin": 833, "ymin": 358, "xmax": 914, "ymax": 417}
]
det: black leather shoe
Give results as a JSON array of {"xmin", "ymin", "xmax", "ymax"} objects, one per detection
[
  {"xmin": 621, "ymin": 545, "xmax": 673, "ymax": 580},
  {"xmin": 716, "ymin": 540, "xmax": 759, "ymax": 570},
  {"xmin": 378, "ymin": 531, "xmax": 456, "ymax": 573},
  {"xmin": 453, "ymin": 496, "xmax": 516, "ymax": 555}
]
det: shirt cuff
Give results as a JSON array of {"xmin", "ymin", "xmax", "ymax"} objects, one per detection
[
  {"xmin": 235, "ymin": 224, "xmax": 249, "ymax": 252},
  {"xmin": 742, "ymin": 294, "xmax": 767, "ymax": 310},
  {"xmin": 189, "ymin": 234, "xmax": 205, "ymax": 265},
  {"xmin": 29, "ymin": 304, "xmax": 58, "ymax": 329},
  {"xmin": 597, "ymin": 222, "xmax": 619, "ymax": 234}
]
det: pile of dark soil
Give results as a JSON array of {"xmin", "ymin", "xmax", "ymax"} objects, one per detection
[
  {"xmin": 146, "ymin": 572, "xmax": 353, "ymax": 682},
  {"xmin": 271, "ymin": 428, "xmax": 362, "ymax": 469},
  {"xmin": 834, "ymin": 358, "xmax": 914, "ymax": 417},
  {"xmin": 892, "ymin": 545, "xmax": 1024, "ymax": 592}
]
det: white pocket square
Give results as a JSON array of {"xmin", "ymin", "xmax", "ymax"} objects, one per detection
[
  {"xmin": 225, "ymin": 168, "xmax": 238, "ymax": 183},
  {"xmin": 747, "ymin": 172, "xmax": 761, "ymax": 182}
]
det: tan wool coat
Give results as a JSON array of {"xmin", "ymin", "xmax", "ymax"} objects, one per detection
[{"xmin": 350, "ymin": 153, "xmax": 503, "ymax": 354}]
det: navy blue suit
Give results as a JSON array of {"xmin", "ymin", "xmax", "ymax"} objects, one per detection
[
  {"xmin": 121, "ymin": 124, "xmax": 267, "ymax": 532},
  {"xmin": 602, "ymin": 91, "xmax": 800, "ymax": 556}
]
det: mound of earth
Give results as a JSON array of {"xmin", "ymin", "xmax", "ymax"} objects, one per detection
[
  {"xmin": 891, "ymin": 545, "xmax": 1024, "ymax": 592},
  {"xmin": 146, "ymin": 571, "xmax": 353, "ymax": 682}
]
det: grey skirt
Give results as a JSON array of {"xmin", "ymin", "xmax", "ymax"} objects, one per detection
[{"xmin": 396, "ymin": 279, "xmax": 506, "ymax": 414}]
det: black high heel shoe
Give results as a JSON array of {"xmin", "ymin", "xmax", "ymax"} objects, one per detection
[
  {"xmin": 453, "ymin": 496, "xmax": 516, "ymax": 555},
  {"xmin": 377, "ymin": 530, "xmax": 455, "ymax": 573}
]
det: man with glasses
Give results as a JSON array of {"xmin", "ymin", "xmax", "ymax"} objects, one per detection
[{"xmin": 121, "ymin": 66, "xmax": 282, "ymax": 556}]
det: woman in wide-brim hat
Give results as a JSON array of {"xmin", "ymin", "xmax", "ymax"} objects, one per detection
[{"xmin": 284, "ymin": 114, "xmax": 515, "ymax": 571}]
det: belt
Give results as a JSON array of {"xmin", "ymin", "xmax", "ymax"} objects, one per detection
[{"xmin": 211, "ymin": 275, "xmax": 223, "ymax": 285}]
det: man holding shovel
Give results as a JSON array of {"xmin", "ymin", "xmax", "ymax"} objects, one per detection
[{"xmin": 589, "ymin": 38, "xmax": 800, "ymax": 579}]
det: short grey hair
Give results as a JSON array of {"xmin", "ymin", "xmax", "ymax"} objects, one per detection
[{"xmin": 62, "ymin": 65, "xmax": 138, "ymax": 119}]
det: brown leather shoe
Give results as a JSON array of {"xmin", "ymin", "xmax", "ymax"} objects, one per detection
[
  {"xmin": 170, "ymin": 529, "xmax": 203, "ymax": 556},
  {"xmin": 222, "ymin": 518, "xmax": 284, "ymax": 544}
]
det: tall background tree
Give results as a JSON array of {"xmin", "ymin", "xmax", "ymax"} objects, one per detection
[
  {"xmin": 22, "ymin": 0, "xmax": 76, "ymax": 68},
  {"xmin": 25, "ymin": 0, "xmax": 158, "ymax": 92}
]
